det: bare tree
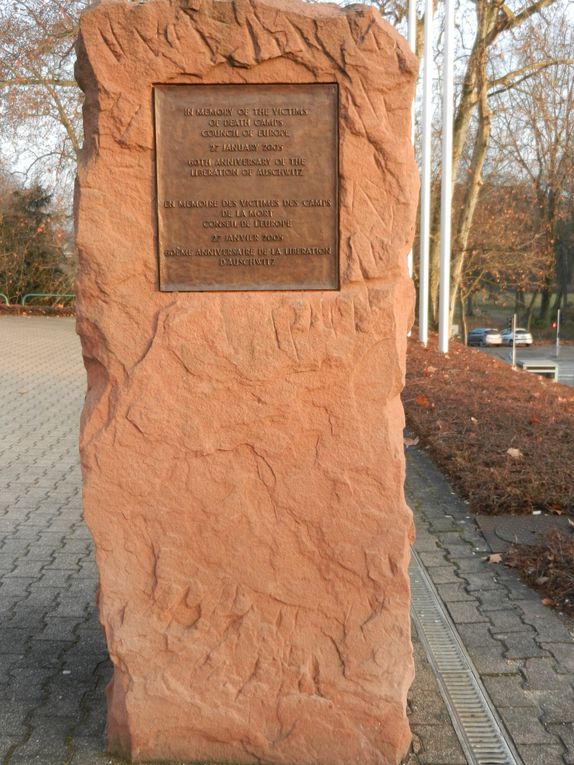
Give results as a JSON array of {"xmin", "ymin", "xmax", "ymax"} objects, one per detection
[
  {"xmin": 0, "ymin": 0, "xmax": 86, "ymax": 189},
  {"xmin": 491, "ymin": 10, "xmax": 574, "ymax": 326},
  {"xmin": 420, "ymin": 0, "xmax": 572, "ymax": 326}
]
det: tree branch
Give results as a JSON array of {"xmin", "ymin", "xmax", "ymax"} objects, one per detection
[
  {"xmin": 0, "ymin": 77, "xmax": 77, "ymax": 88},
  {"xmin": 488, "ymin": 58, "xmax": 574, "ymax": 97},
  {"xmin": 486, "ymin": 0, "xmax": 557, "ymax": 46}
]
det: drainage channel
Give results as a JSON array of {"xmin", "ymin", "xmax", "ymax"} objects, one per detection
[{"xmin": 410, "ymin": 548, "xmax": 523, "ymax": 765}]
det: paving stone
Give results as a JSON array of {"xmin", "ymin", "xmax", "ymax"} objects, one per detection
[
  {"xmin": 516, "ymin": 744, "xmax": 567, "ymax": 765},
  {"xmin": 61, "ymin": 539, "xmax": 91, "ymax": 555},
  {"xmin": 476, "ymin": 587, "xmax": 514, "ymax": 610},
  {"xmin": 7, "ymin": 727, "xmax": 73, "ymax": 763},
  {"xmin": 33, "ymin": 568, "xmax": 75, "ymax": 588},
  {"xmin": 515, "ymin": 598, "xmax": 561, "ymax": 621},
  {"xmin": 487, "ymin": 608, "xmax": 534, "ymax": 633},
  {"xmin": 0, "ymin": 734, "xmax": 25, "ymax": 759},
  {"xmin": 17, "ymin": 548, "xmax": 54, "ymax": 563},
  {"xmin": 417, "ymin": 550, "xmax": 449, "ymax": 567},
  {"xmin": 522, "ymin": 657, "xmax": 574, "ymax": 690},
  {"xmin": 32, "ymin": 688, "xmax": 85, "ymax": 719},
  {"xmin": 445, "ymin": 601, "xmax": 489, "ymax": 624},
  {"xmin": 426, "ymin": 518, "xmax": 461, "ymax": 533},
  {"xmin": 424, "ymin": 566, "xmax": 461, "ymax": 585},
  {"xmin": 3, "ymin": 560, "xmax": 46, "ymax": 578},
  {"xmin": 465, "ymin": 645, "xmax": 521, "ymax": 675},
  {"xmin": 482, "ymin": 673, "xmax": 540, "ymax": 709},
  {"xmin": 53, "ymin": 596, "xmax": 90, "ymax": 618},
  {"xmin": 0, "ymin": 702, "xmax": 34, "ymax": 735},
  {"xmin": 0, "ymin": 629, "xmax": 33, "ymax": 653},
  {"xmin": 433, "ymin": 531, "xmax": 465, "ymax": 545},
  {"xmin": 455, "ymin": 622, "xmax": 503, "ymax": 649},
  {"xmin": 533, "ymin": 689, "xmax": 574, "ymax": 723},
  {"xmin": 77, "ymin": 560, "xmax": 99, "ymax": 578},
  {"xmin": 499, "ymin": 706, "xmax": 561, "ymax": 744},
  {"xmin": 443, "ymin": 544, "xmax": 481, "ymax": 561},
  {"xmin": 500, "ymin": 633, "xmax": 550, "ymax": 660},
  {"xmin": 527, "ymin": 619, "xmax": 574, "ymax": 643},
  {"xmin": 547, "ymin": 722, "xmax": 574, "ymax": 765},
  {"xmin": 6, "ymin": 606, "xmax": 49, "ymax": 631},
  {"xmin": 71, "ymin": 700, "xmax": 108, "ymax": 738},
  {"xmin": 9, "ymin": 527, "xmax": 42, "ymax": 540},
  {"xmin": 411, "ymin": 724, "xmax": 467, "ymax": 764},
  {"xmin": 0, "ymin": 654, "xmax": 22, "ymax": 675},
  {"xmin": 0, "ymin": 578, "xmax": 37, "ymax": 597},
  {"xmin": 435, "ymin": 582, "xmax": 474, "ymax": 602},
  {"xmin": 450, "ymin": 556, "xmax": 491, "ymax": 573},
  {"xmin": 69, "ymin": 736, "xmax": 119, "ymax": 764},
  {"xmin": 411, "ymin": 535, "xmax": 440, "ymax": 552},
  {"xmin": 12, "ymin": 640, "xmax": 71, "ymax": 670}
]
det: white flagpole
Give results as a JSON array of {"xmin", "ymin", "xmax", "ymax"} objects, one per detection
[
  {"xmin": 407, "ymin": 0, "xmax": 417, "ymax": 280},
  {"xmin": 438, "ymin": 0, "xmax": 455, "ymax": 354},
  {"xmin": 419, "ymin": 0, "xmax": 433, "ymax": 346}
]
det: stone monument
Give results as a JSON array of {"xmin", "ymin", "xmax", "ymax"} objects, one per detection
[{"xmin": 75, "ymin": 0, "xmax": 418, "ymax": 762}]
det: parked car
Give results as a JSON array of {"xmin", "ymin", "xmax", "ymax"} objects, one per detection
[
  {"xmin": 467, "ymin": 328, "xmax": 503, "ymax": 346},
  {"xmin": 500, "ymin": 328, "xmax": 533, "ymax": 347}
]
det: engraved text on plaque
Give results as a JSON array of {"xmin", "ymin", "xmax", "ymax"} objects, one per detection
[{"xmin": 154, "ymin": 84, "xmax": 339, "ymax": 291}]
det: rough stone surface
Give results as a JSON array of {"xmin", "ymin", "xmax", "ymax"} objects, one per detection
[{"xmin": 74, "ymin": 1, "xmax": 418, "ymax": 763}]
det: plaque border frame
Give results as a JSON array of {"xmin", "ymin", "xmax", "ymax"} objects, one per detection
[{"xmin": 152, "ymin": 82, "xmax": 340, "ymax": 293}]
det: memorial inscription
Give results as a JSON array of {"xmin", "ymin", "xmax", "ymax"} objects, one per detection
[{"xmin": 155, "ymin": 83, "xmax": 339, "ymax": 291}]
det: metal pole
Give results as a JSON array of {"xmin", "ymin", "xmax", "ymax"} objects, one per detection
[
  {"xmin": 556, "ymin": 308, "xmax": 561, "ymax": 358},
  {"xmin": 418, "ymin": 0, "xmax": 433, "ymax": 347},
  {"xmin": 438, "ymin": 0, "xmax": 455, "ymax": 354},
  {"xmin": 512, "ymin": 313, "xmax": 516, "ymax": 369},
  {"xmin": 407, "ymin": 0, "xmax": 417, "ymax": 280}
]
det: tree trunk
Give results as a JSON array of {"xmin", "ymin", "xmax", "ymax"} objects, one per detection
[
  {"xmin": 538, "ymin": 277, "xmax": 554, "ymax": 326},
  {"xmin": 459, "ymin": 288, "xmax": 468, "ymax": 344},
  {"xmin": 428, "ymin": 42, "xmax": 482, "ymax": 326},
  {"xmin": 525, "ymin": 290, "xmax": 538, "ymax": 330},
  {"xmin": 515, "ymin": 289, "xmax": 526, "ymax": 316},
  {"xmin": 448, "ymin": 3, "xmax": 496, "ymax": 327}
]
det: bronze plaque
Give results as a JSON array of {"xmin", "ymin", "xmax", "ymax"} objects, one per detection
[{"xmin": 154, "ymin": 84, "xmax": 339, "ymax": 291}]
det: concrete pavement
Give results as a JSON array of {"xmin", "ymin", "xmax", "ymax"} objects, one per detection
[{"xmin": 1, "ymin": 316, "xmax": 573, "ymax": 764}]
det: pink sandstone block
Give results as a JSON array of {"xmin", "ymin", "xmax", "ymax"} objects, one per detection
[{"xmin": 74, "ymin": 0, "xmax": 419, "ymax": 762}]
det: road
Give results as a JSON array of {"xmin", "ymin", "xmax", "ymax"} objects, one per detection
[{"xmin": 480, "ymin": 343, "xmax": 574, "ymax": 386}]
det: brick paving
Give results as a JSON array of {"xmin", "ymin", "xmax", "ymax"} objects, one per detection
[
  {"xmin": 406, "ymin": 446, "xmax": 574, "ymax": 765},
  {"xmin": 1, "ymin": 315, "xmax": 573, "ymax": 765},
  {"xmin": 0, "ymin": 317, "xmax": 113, "ymax": 765}
]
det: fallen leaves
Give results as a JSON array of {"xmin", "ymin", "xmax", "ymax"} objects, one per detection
[
  {"xmin": 503, "ymin": 529, "xmax": 574, "ymax": 615},
  {"xmin": 404, "ymin": 336, "xmax": 574, "ymax": 516},
  {"xmin": 404, "ymin": 335, "xmax": 574, "ymax": 614}
]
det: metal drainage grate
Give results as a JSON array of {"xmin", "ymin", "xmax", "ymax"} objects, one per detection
[{"xmin": 410, "ymin": 548, "xmax": 523, "ymax": 765}]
